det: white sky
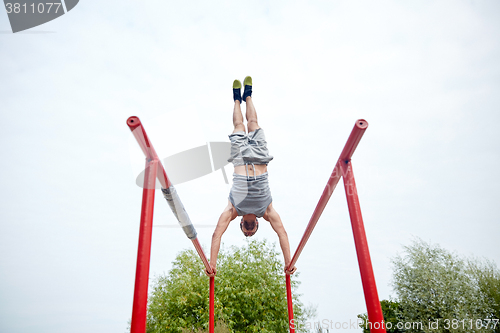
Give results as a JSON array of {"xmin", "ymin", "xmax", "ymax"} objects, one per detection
[{"xmin": 1, "ymin": 1, "xmax": 499, "ymax": 332}]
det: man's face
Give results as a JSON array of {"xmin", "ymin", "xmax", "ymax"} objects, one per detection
[{"xmin": 240, "ymin": 214, "xmax": 258, "ymax": 237}]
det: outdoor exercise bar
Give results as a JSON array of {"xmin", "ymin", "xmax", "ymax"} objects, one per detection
[
  {"xmin": 127, "ymin": 116, "xmax": 215, "ymax": 333},
  {"xmin": 126, "ymin": 116, "xmax": 385, "ymax": 333},
  {"xmin": 285, "ymin": 119, "xmax": 386, "ymax": 333}
]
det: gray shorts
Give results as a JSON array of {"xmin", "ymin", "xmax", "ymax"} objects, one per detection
[{"xmin": 227, "ymin": 128, "xmax": 274, "ymax": 166}]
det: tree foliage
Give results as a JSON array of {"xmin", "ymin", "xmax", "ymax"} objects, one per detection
[
  {"xmin": 358, "ymin": 300, "xmax": 405, "ymax": 333},
  {"xmin": 146, "ymin": 239, "xmax": 313, "ymax": 333},
  {"xmin": 357, "ymin": 239, "xmax": 499, "ymax": 333},
  {"xmin": 391, "ymin": 239, "xmax": 499, "ymax": 333},
  {"xmin": 468, "ymin": 258, "xmax": 500, "ymax": 333}
]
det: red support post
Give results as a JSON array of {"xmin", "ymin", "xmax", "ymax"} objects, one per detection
[
  {"xmin": 130, "ymin": 159, "xmax": 158, "ymax": 333},
  {"xmin": 285, "ymin": 274, "xmax": 296, "ymax": 333},
  {"xmin": 191, "ymin": 240, "xmax": 215, "ymax": 333},
  {"xmin": 209, "ymin": 277, "xmax": 215, "ymax": 333},
  {"xmin": 340, "ymin": 161, "xmax": 386, "ymax": 333}
]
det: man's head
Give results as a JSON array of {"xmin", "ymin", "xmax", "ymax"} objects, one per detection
[{"xmin": 240, "ymin": 214, "xmax": 259, "ymax": 237}]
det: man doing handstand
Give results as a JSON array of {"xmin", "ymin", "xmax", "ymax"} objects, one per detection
[{"xmin": 206, "ymin": 76, "xmax": 297, "ymax": 277}]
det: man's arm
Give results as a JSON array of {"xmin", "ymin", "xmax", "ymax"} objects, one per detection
[
  {"xmin": 263, "ymin": 203, "xmax": 297, "ymax": 274},
  {"xmin": 206, "ymin": 201, "xmax": 237, "ymax": 276}
]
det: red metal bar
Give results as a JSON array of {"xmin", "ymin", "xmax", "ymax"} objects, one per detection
[
  {"xmin": 285, "ymin": 274, "xmax": 295, "ymax": 333},
  {"xmin": 209, "ymin": 277, "xmax": 215, "ymax": 333},
  {"xmin": 191, "ymin": 238, "xmax": 213, "ymax": 274},
  {"xmin": 341, "ymin": 161, "xmax": 385, "ymax": 333},
  {"xmin": 287, "ymin": 119, "xmax": 369, "ymax": 270},
  {"xmin": 127, "ymin": 116, "xmax": 213, "ymax": 274},
  {"xmin": 130, "ymin": 159, "xmax": 158, "ymax": 333},
  {"xmin": 127, "ymin": 116, "xmax": 171, "ymax": 189},
  {"xmin": 287, "ymin": 160, "xmax": 342, "ymax": 270},
  {"xmin": 339, "ymin": 119, "xmax": 369, "ymax": 162}
]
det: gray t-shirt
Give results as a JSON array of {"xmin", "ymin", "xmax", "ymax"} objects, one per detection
[{"xmin": 229, "ymin": 172, "xmax": 272, "ymax": 218}]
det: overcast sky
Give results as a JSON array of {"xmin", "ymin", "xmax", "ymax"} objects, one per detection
[{"xmin": 1, "ymin": 1, "xmax": 499, "ymax": 332}]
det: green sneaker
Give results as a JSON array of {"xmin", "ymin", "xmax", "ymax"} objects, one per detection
[
  {"xmin": 242, "ymin": 76, "xmax": 252, "ymax": 101},
  {"xmin": 233, "ymin": 79, "xmax": 242, "ymax": 103}
]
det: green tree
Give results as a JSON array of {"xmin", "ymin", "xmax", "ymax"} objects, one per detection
[
  {"xmin": 146, "ymin": 239, "xmax": 314, "ymax": 333},
  {"xmin": 391, "ymin": 239, "xmax": 497, "ymax": 333},
  {"xmin": 358, "ymin": 300, "xmax": 404, "ymax": 333},
  {"xmin": 468, "ymin": 258, "xmax": 500, "ymax": 333}
]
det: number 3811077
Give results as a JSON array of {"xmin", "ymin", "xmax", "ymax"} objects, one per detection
[
  {"xmin": 443, "ymin": 319, "xmax": 499, "ymax": 330},
  {"xmin": 5, "ymin": 3, "xmax": 62, "ymax": 14}
]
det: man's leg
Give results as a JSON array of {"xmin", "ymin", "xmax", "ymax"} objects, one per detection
[
  {"xmin": 243, "ymin": 77, "xmax": 260, "ymax": 133},
  {"xmin": 245, "ymin": 97, "xmax": 260, "ymax": 133},
  {"xmin": 232, "ymin": 80, "xmax": 245, "ymax": 134},
  {"xmin": 233, "ymin": 101, "xmax": 245, "ymax": 133}
]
